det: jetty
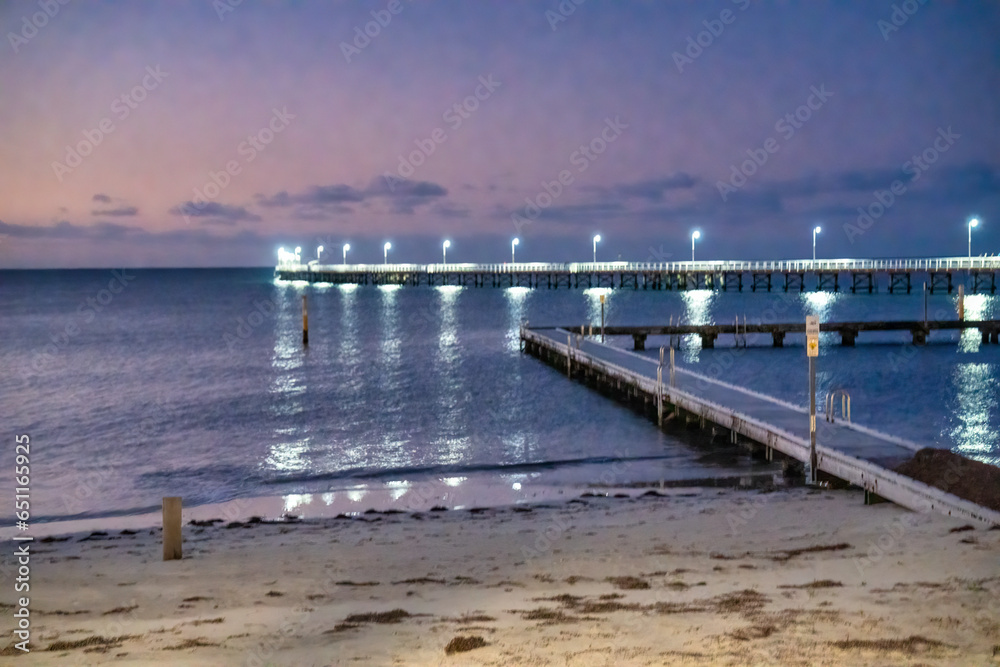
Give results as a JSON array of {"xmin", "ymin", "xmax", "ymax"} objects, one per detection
[
  {"xmin": 276, "ymin": 256, "xmax": 1000, "ymax": 293},
  {"xmin": 563, "ymin": 320, "xmax": 1000, "ymax": 349},
  {"xmin": 519, "ymin": 325, "xmax": 1000, "ymax": 526}
]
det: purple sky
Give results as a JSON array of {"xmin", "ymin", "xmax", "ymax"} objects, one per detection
[{"xmin": 1, "ymin": 0, "xmax": 998, "ymax": 268}]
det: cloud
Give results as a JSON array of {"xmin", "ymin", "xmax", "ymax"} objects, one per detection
[
  {"xmin": 168, "ymin": 201, "xmax": 262, "ymax": 223},
  {"xmin": 598, "ymin": 173, "xmax": 699, "ymax": 201},
  {"xmin": 254, "ymin": 177, "xmax": 449, "ymax": 216},
  {"xmin": 256, "ymin": 185, "xmax": 366, "ymax": 208},
  {"xmin": 0, "ymin": 219, "xmax": 282, "ymax": 248},
  {"xmin": 430, "ymin": 202, "xmax": 470, "ymax": 219},
  {"xmin": 91, "ymin": 206, "xmax": 139, "ymax": 217},
  {"xmin": 92, "ymin": 193, "xmax": 112, "ymax": 203},
  {"xmin": 0, "ymin": 219, "xmax": 144, "ymax": 240}
]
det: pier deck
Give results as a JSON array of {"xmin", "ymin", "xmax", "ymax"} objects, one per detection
[
  {"xmin": 277, "ymin": 256, "xmax": 1000, "ymax": 293},
  {"xmin": 521, "ymin": 326, "xmax": 1000, "ymax": 526}
]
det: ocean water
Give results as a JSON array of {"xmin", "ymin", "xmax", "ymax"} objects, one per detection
[{"xmin": 1, "ymin": 268, "xmax": 997, "ymax": 524}]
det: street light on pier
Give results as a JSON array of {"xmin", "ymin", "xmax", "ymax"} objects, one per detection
[
  {"xmin": 443, "ymin": 239, "xmax": 451, "ymax": 265},
  {"xmin": 294, "ymin": 246, "xmax": 301, "ymax": 263},
  {"xmin": 512, "ymin": 237, "xmax": 519, "ymax": 264},
  {"xmin": 691, "ymin": 230, "xmax": 701, "ymax": 262},
  {"xmin": 384, "ymin": 242, "xmax": 391, "ymax": 264},
  {"xmin": 593, "ymin": 234, "xmax": 601, "ymax": 263},
  {"xmin": 968, "ymin": 218, "xmax": 979, "ymax": 258},
  {"xmin": 342, "ymin": 243, "xmax": 350, "ymax": 265},
  {"xmin": 812, "ymin": 226, "xmax": 821, "ymax": 261},
  {"xmin": 317, "ymin": 245, "xmax": 324, "ymax": 262}
]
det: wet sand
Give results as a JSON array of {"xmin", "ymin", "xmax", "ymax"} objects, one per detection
[{"xmin": 3, "ymin": 486, "xmax": 998, "ymax": 666}]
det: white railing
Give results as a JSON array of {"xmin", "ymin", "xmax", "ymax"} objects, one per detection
[
  {"xmin": 276, "ymin": 256, "xmax": 1000, "ymax": 274},
  {"xmin": 521, "ymin": 326, "xmax": 1000, "ymax": 527}
]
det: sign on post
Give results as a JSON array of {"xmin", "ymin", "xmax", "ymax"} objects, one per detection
[
  {"xmin": 806, "ymin": 315, "xmax": 819, "ymax": 357},
  {"xmin": 805, "ymin": 314, "xmax": 818, "ymax": 484}
]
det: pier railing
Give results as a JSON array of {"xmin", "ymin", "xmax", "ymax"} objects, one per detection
[{"xmin": 281, "ymin": 256, "xmax": 1000, "ymax": 273}]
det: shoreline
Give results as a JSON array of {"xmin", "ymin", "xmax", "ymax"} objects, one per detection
[
  {"xmin": 4, "ymin": 485, "xmax": 998, "ymax": 665},
  {"xmin": 1, "ymin": 469, "xmax": 784, "ymax": 541}
]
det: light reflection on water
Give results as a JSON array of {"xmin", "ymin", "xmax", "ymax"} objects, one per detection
[
  {"xmin": 435, "ymin": 286, "xmax": 469, "ymax": 463},
  {"xmin": 266, "ymin": 285, "xmax": 310, "ymax": 473},
  {"xmin": 950, "ymin": 362, "xmax": 999, "ymax": 465},
  {"xmin": 504, "ymin": 287, "xmax": 530, "ymax": 353},
  {"xmin": 681, "ymin": 289, "xmax": 715, "ymax": 360},
  {"xmin": 959, "ymin": 294, "xmax": 988, "ymax": 353}
]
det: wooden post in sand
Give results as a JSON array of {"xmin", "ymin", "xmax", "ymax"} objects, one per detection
[
  {"xmin": 302, "ymin": 295, "xmax": 309, "ymax": 345},
  {"xmin": 163, "ymin": 497, "xmax": 182, "ymax": 561}
]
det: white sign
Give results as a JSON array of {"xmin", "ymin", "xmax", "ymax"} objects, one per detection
[{"xmin": 806, "ymin": 315, "xmax": 819, "ymax": 357}]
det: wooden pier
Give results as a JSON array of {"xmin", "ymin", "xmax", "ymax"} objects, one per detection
[
  {"xmin": 520, "ymin": 325, "xmax": 1000, "ymax": 526},
  {"xmin": 277, "ymin": 257, "xmax": 1000, "ymax": 294},
  {"xmin": 562, "ymin": 320, "xmax": 1000, "ymax": 350}
]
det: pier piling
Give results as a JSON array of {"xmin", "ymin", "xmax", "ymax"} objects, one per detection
[{"xmin": 302, "ymin": 295, "xmax": 309, "ymax": 346}]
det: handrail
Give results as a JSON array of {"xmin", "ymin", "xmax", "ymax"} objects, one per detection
[
  {"xmin": 277, "ymin": 256, "xmax": 1000, "ymax": 274},
  {"xmin": 825, "ymin": 389, "xmax": 851, "ymax": 423}
]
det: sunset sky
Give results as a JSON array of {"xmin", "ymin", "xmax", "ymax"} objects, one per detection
[{"xmin": 1, "ymin": 0, "xmax": 998, "ymax": 268}]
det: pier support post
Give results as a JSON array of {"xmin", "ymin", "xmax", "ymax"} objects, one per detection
[
  {"xmin": 912, "ymin": 328, "xmax": 928, "ymax": 346},
  {"xmin": 566, "ymin": 334, "xmax": 572, "ymax": 378},
  {"xmin": 771, "ymin": 331, "xmax": 785, "ymax": 347},
  {"xmin": 656, "ymin": 365, "xmax": 663, "ymax": 426},
  {"xmin": 302, "ymin": 295, "xmax": 309, "ymax": 346},
  {"xmin": 839, "ymin": 329, "xmax": 857, "ymax": 346},
  {"xmin": 632, "ymin": 334, "xmax": 647, "ymax": 351},
  {"xmin": 700, "ymin": 332, "xmax": 717, "ymax": 348},
  {"xmin": 163, "ymin": 497, "xmax": 182, "ymax": 561},
  {"xmin": 669, "ymin": 346, "xmax": 675, "ymax": 387}
]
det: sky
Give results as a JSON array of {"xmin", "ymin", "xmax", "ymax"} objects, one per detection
[{"xmin": 1, "ymin": 0, "xmax": 998, "ymax": 268}]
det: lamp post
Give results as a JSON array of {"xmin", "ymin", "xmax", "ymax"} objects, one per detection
[
  {"xmin": 317, "ymin": 245, "xmax": 324, "ymax": 262},
  {"xmin": 443, "ymin": 239, "xmax": 451, "ymax": 265},
  {"xmin": 383, "ymin": 242, "xmax": 391, "ymax": 264},
  {"xmin": 968, "ymin": 218, "xmax": 979, "ymax": 259},
  {"xmin": 294, "ymin": 246, "xmax": 301, "ymax": 264},
  {"xmin": 812, "ymin": 226, "xmax": 821, "ymax": 262},
  {"xmin": 342, "ymin": 243, "xmax": 350, "ymax": 265},
  {"xmin": 593, "ymin": 234, "xmax": 601, "ymax": 263},
  {"xmin": 691, "ymin": 230, "xmax": 701, "ymax": 262},
  {"xmin": 511, "ymin": 238, "xmax": 519, "ymax": 264}
]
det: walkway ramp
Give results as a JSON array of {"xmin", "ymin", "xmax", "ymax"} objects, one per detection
[{"xmin": 522, "ymin": 326, "xmax": 1000, "ymax": 527}]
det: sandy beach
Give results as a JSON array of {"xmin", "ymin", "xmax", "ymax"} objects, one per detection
[{"xmin": 3, "ymin": 486, "xmax": 998, "ymax": 666}]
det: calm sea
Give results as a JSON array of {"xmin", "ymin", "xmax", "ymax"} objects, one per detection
[{"xmin": 1, "ymin": 268, "xmax": 997, "ymax": 524}]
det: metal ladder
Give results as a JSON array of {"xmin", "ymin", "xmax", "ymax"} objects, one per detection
[{"xmin": 825, "ymin": 388, "xmax": 852, "ymax": 423}]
